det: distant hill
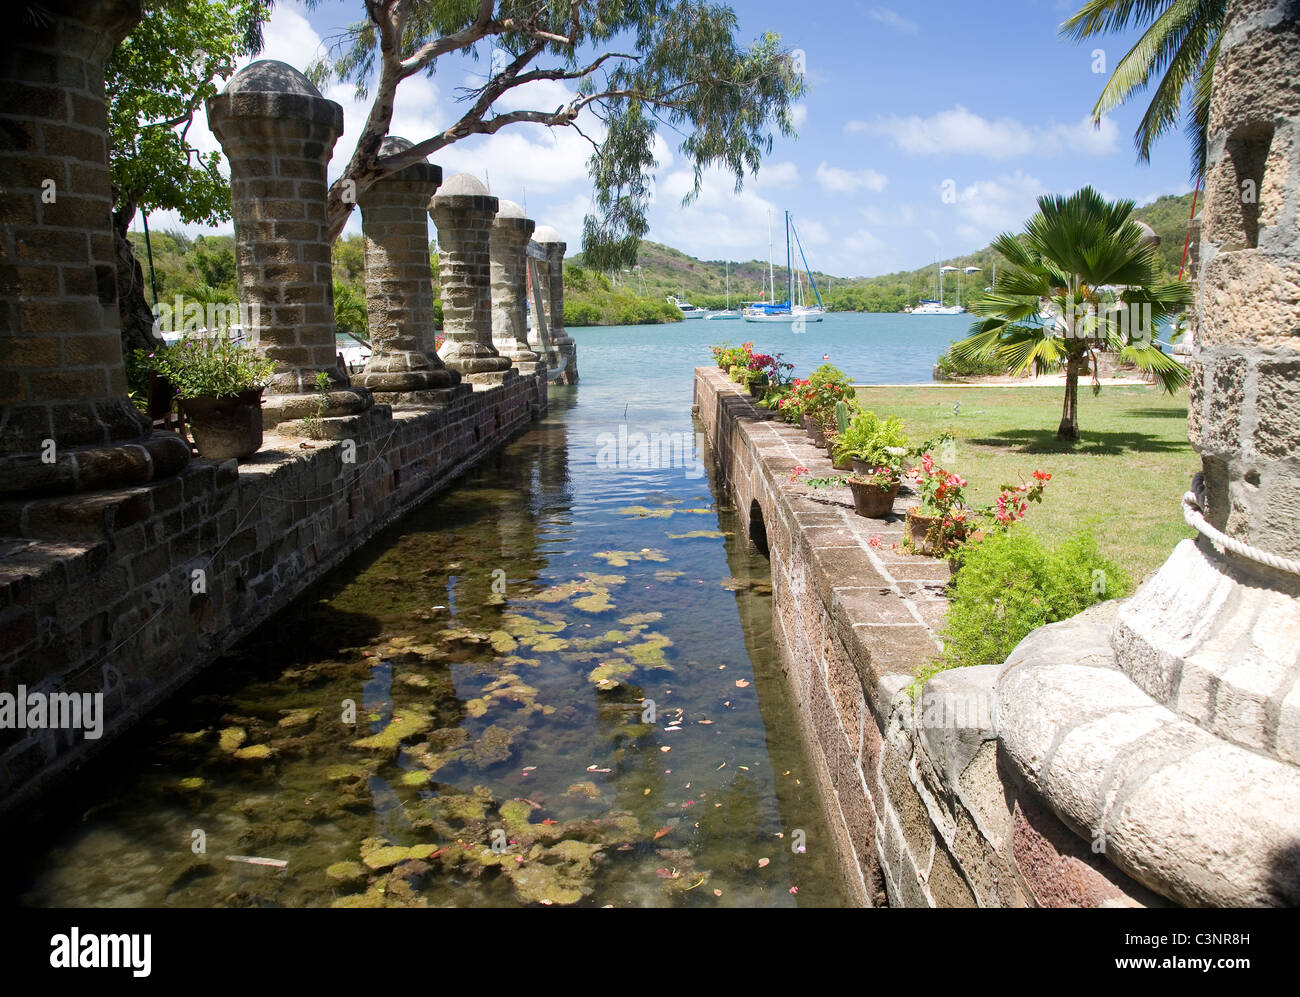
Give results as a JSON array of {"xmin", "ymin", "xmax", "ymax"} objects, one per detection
[{"xmin": 569, "ymin": 191, "xmax": 1198, "ymax": 314}]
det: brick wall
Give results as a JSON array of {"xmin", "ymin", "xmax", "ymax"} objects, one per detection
[
  {"xmin": 0, "ymin": 375, "xmax": 542, "ymax": 811},
  {"xmin": 695, "ymin": 366, "xmax": 1166, "ymax": 907}
]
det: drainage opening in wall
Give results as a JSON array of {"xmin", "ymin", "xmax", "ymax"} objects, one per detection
[{"xmin": 748, "ymin": 500, "xmax": 769, "ymax": 558}]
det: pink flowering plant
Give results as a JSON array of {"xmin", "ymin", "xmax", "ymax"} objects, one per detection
[{"xmin": 986, "ymin": 470, "xmax": 1052, "ymax": 529}]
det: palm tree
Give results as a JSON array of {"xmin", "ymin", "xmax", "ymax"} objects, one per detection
[
  {"xmin": 952, "ymin": 187, "xmax": 1193, "ymax": 442},
  {"xmin": 1061, "ymin": 0, "xmax": 1225, "ymax": 181}
]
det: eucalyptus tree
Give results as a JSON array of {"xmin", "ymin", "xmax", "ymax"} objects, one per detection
[
  {"xmin": 306, "ymin": 0, "xmax": 806, "ymax": 268},
  {"xmin": 952, "ymin": 187, "xmax": 1192, "ymax": 442},
  {"xmin": 106, "ymin": 0, "xmax": 272, "ymax": 349}
]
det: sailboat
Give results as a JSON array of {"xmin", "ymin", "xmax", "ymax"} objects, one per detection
[
  {"xmin": 706, "ymin": 260, "xmax": 741, "ymax": 319},
  {"xmin": 909, "ymin": 262, "xmax": 964, "ymax": 314},
  {"xmin": 743, "ymin": 210, "xmax": 826, "ymax": 323}
]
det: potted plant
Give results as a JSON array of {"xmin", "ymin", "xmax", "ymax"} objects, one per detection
[
  {"xmin": 847, "ymin": 463, "xmax": 903, "ymax": 518},
  {"xmin": 710, "ymin": 341, "xmax": 752, "ymax": 373},
  {"xmin": 905, "ymin": 454, "xmax": 970, "ymax": 557},
  {"xmin": 143, "ymin": 335, "xmax": 278, "ymax": 460},
  {"xmin": 832, "ymin": 409, "xmax": 908, "ymax": 473}
]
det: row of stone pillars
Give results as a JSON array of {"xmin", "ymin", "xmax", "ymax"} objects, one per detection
[
  {"xmin": 208, "ymin": 59, "xmax": 576, "ymax": 426},
  {"xmin": 0, "ymin": 15, "xmax": 575, "ymax": 498}
]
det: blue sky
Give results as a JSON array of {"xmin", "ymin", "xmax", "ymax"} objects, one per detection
[{"xmin": 162, "ymin": 0, "xmax": 1197, "ymax": 279}]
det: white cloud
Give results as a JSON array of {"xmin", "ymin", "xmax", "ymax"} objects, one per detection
[
  {"xmin": 815, "ymin": 162, "xmax": 888, "ymax": 194},
  {"xmin": 790, "ymin": 103, "xmax": 808, "ymax": 130},
  {"xmin": 649, "ymin": 162, "xmax": 800, "ymax": 258},
  {"xmin": 868, "ymin": 6, "xmax": 919, "ymax": 33},
  {"xmin": 950, "ymin": 170, "xmax": 1047, "ymax": 240},
  {"xmin": 844, "ymin": 105, "xmax": 1119, "ymax": 158}
]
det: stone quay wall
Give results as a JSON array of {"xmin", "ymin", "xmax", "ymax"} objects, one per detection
[
  {"xmin": 695, "ymin": 366, "xmax": 1165, "ymax": 907},
  {"xmin": 0, "ymin": 376, "xmax": 541, "ymax": 812}
]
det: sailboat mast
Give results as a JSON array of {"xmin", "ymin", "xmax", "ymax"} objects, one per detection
[
  {"xmin": 725, "ymin": 260, "xmax": 730, "ymax": 309},
  {"xmin": 785, "ymin": 210, "xmax": 792, "ymax": 306},
  {"xmin": 766, "ymin": 210, "xmax": 775, "ymax": 302}
]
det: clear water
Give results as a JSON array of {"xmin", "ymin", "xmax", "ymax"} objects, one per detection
[
  {"xmin": 661, "ymin": 310, "xmax": 973, "ymax": 383},
  {"xmin": 3, "ymin": 321, "xmax": 873, "ymax": 908}
]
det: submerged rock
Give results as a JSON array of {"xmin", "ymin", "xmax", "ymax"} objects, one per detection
[
  {"xmin": 276, "ymin": 708, "xmax": 319, "ymax": 730},
  {"xmin": 349, "ymin": 707, "xmax": 434, "ymax": 756}
]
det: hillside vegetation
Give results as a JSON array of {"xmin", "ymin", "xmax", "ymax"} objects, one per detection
[
  {"xmin": 573, "ymin": 192, "xmax": 1197, "ymax": 317},
  {"xmin": 128, "ymin": 192, "xmax": 1197, "ymax": 331}
]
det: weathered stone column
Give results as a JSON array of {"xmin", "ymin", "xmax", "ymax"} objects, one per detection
[
  {"xmin": 525, "ymin": 244, "xmax": 554, "ymax": 360},
  {"xmin": 428, "ymin": 174, "xmax": 513, "ymax": 385},
  {"xmin": 351, "ymin": 136, "xmax": 460, "ymax": 404},
  {"xmin": 993, "ymin": 0, "xmax": 1300, "ymax": 908},
  {"xmin": 206, "ymin": 61, "xmax": 371, "ymax": 428},
  {"xmin": 532, "ymin": 225, "xmax": 580, "ymax": 384},
  {"xmin": 0, "ymin": 0, "xmax": 190, "ymax": 496},
  {"xmin": 489, "ymin": 200, "xmax": 541, "ymax": 371}
]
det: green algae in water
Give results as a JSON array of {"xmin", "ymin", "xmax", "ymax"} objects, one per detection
[{"xmin": 5, "ymin": 377, "xmax": 849, "ymax": 910}]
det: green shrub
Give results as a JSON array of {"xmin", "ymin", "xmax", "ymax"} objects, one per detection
[
  {"xmin": 564, "ymin": 300, "xmax": 602, "ymax": 326},
  {"xmin": 832, "ymin": 408, "xmax": 909, "ymax": 466},
  {"xmin": 935, "ymin": 341, "xmax": 1004, "ymax": 378},
  {"xmin": 138, "ymin": 336, "xmax": 277, "ymax": 399},
  {"xmin": 936, "ymin": 530, "xmax": 1130, "ymax": 673}
]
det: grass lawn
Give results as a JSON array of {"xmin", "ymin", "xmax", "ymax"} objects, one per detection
[{"xmin": 850, "ymin": 384, "xmax": 1198, "ymax": 582}]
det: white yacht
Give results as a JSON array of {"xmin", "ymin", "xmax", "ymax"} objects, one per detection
[{"xmin": 666, "ymin": 294, "xmax": 707, "ymax": 319}]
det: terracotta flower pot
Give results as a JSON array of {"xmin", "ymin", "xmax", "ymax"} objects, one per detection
[
  {"xmin": 905, "ymin": 506, "xmax": 971, "ymax": 556},
  {"xmin": 905, "ymin": 507, "xmax": 943, "ymax": 555},
  {"xmin": 180, "ymin": 386, "xmax": 265, "ymax": 460},
  {"xmin": 801, "ymin": 414, "xmax": 826, "ymax": 447},
  {"xmin": 850, "ymin": 458, "xmax": 872, "ymax": 475},
  {"xmin": 849, "ymin": 479, "xmax": 901, "ymax": 518}
]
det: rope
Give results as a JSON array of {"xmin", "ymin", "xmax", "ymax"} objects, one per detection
[{"xmin": 1181, "ymin": 485, "xmax": 1300, "ymax": 575}]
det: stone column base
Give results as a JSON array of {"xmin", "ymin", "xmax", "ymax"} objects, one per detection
[
  {"xmin": 559, "ymin": 342, "xmax": 580, "ymax": 385},
  {"xmin": 996, "ymin": 593, "xmax": 1300, "ymax": 907},
  {"xmin": 368, "ymin": 384, "xmax": 472, "ymax": 409},
  {"xmin": 492, "ymin": 341, "xmax": 540, "ymax": 365},
  {"xmin": 0, "ymin": 431, "xmax": 192, "ymax": 497},
  {"xmin": 464, "ymin": 368, "xmax": 519, "ymax": 388},
  {"xmin": 439, "ymin": 340, "xmax": 512, "ymax": 375},
  {"xmin": 353, "ymin": 360, "xmax": 460, "ymax": 393},
  {"xmin": 261, "ymin": 387, "xmax": 373, "ymax": 431}
]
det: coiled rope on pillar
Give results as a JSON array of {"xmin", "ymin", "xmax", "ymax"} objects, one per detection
[{"xmin": 1182, "ymin": 474, "xmax": 1300, "ymax": 575}]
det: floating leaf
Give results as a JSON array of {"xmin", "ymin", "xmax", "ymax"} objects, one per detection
[{"xmin": 617, "ymin": 506, "xmax": 675, "ymax": 519}]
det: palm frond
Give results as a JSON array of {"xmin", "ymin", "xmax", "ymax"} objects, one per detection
[
  {"xmin": 1060, "ymin": 0, "xmax": 1172, "ymax": 40},
  {"xmin": 1117, "ymin": 341, "xmax": 1191, "ymax": 392}
]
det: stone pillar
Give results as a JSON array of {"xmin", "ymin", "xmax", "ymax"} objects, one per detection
[
  {"xmin": 525, "ymin": 246, "xmax": 553, "ymax": 360},
  {"xmin": 351, "ymin": 136, "xmax": 460, "ymax": 404},
  {"xmin": 489, "ymin": 200, "xmax": 540, "ymax": 371},
  {"xmin": 1187, "ymin": 0, "xmax": 1300, "ymax": 562},
  {"xmin": 0, "ymin": 0, "xmax": 190, "ymax": 496},
  {"xmin": 993, "ymin": 0, "xmax": 1300, "ymax": 908},
  {"xmin": 532, "ymin": 225, "xmax": 580, "ymax": 384},
  {"xmin": 206, "ymin": 60, "xmax": 371, "ymax": 429},
  {"xmin": 428, "ymin": 173, "xmax": 513, "ymax": 385}
]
